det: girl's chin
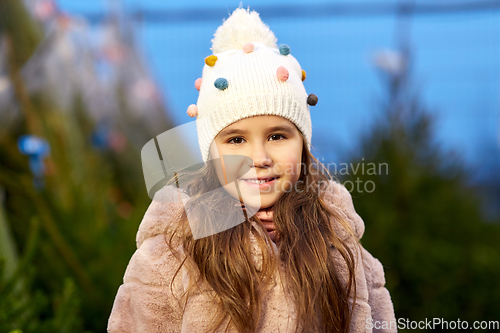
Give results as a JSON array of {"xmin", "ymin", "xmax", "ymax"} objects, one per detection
[
  {"xmin": 246, "ymin": 200, "xmax": 277, "ymax": 212},
  {"xmin": 230, "ymin": 196, "xmax": 276, "ymax": 211},
  {"xmin": 225, "ymin": 185, "xmax": 281, "ymax": 210}
]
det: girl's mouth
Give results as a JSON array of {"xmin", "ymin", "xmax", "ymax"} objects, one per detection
[{"xmin": 240, "ymin": 177, "xmax": 278, "ymax": 189}]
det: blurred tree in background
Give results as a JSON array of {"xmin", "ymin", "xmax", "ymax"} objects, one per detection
[
  {"xmin": 339, "ymin": 47, "xmax": 500, "ymax": 331},
  {"xmin": 0, "ymin": 0, "xmax": 178, "ymax": 331}
]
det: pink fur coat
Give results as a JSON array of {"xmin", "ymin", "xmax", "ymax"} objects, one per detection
[{"xmin": 108, "ymin": 180, "xmax": 397, "ymax": 332}]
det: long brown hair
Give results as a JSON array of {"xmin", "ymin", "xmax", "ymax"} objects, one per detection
[{"xmin": 164, "ymin": 136, "xmax": 359, "ymax": 333}]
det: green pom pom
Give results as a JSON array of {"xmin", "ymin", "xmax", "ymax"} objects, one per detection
[
  {"xmin": 279, "ymin": 44, "xmax": 290, "ymax": 56},
  {"xmin": 214, "ymin": 78, "xmax": 228, "ymax": 90}
]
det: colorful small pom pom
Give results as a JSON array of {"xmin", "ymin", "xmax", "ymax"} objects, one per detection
[
  {"xmin": 214, "ymin": 78, "xmax": 228, "ymax": 90},
  {"xmin": 242, "ymin": 43, "xmax": 254, "ymax": 53},
  {"xmin": 205, "ymin": 55, "xmax": 218, "ymax": 67},
  {"xmin": 307, "ymin": 94, "xmax": 318, "ymax": 106},
  {"xmin": 301, "ymin": 70, "xmax": 306, "ymax": 81},
  {"xmin": 279, "ymin": 44, "xmax": 290, "ymax": 56},
  {"xmin": 195, "ymin": 78, "xmax": 202, "ymax": 91},
  {"xmin": 187, "ymin": 104, "xmax": 198, "ymax": 117},
  {"xmin": 277, "ymin": 66, "xmax": 289, "ymax": 82}
]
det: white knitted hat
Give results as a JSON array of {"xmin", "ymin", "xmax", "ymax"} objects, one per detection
[{"xmin": 186, "ymin": 8, "xmax": 317, "ymax": 163}]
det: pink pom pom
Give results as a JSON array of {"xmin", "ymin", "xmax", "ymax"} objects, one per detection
[
  {"xmin": 195, "ymin": 78, "xmax": 202, "ymax": 91},
  {"xmin": 277, "ymin": 66, "xmax": 289, "ymax": 82},
  {"xmin": 187, "ymin": 104, "xmax": 198, "ymax": 118},
  {"xmin": 242, "ymin": 43, "xmax": 254, "ymax": 53}
]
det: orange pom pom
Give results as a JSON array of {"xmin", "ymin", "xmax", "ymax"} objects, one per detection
[
  {"xmin": 277, "ymin": 66, "xmax": 289, "ymax": 82},
  {"xmin": 205, "ymin": 55, "xmax": 218, "ymax": 67},
  {"xmin": 195, "ymin": 78, "xmax": 202, "ymax": 91},
  {"xmin": 187, "ymin": 104, "xmax": 198, "ymax": 117},
  {"xmin": 242, "ymin": 43, "xmax": 254, "ymax": 53}
]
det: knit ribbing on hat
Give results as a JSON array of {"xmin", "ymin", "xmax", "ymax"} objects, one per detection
[{"xmin": 196, "ymin": 43, "xmax": 311, "ymax": 163}]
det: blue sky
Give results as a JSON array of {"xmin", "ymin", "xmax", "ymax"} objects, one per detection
[{"xmin": 57, "ymin": 0, "xmax": 500, "ymax": 178}]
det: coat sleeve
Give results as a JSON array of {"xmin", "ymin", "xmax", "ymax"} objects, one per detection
[
  {"xmin": 361, "ymin": 247, "xmax": 397, "ymax": 332},
  {"xmin": 107, "ymin": 233, "xmax": 186, "ymax": 333},
  {"xmin": 107, "ymin": 200, "xmax": 187, "ymax": 333},
  {"xmin": 323, "ymin": 180, "xmax": 397, "ymax": 332}
]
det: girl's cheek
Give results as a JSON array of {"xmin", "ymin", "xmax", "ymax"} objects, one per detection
[
  {"xmin": 284, "ymin": 160, "xmax": 301, "ymax": 178},
  {"xmin": 209, "ymin": 142, "xmax": 220, "ymax": 159}
]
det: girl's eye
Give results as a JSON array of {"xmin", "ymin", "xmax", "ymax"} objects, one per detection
[
  {"xmin": 269, "ymin": 134, "xmax": 286, "ymax": 141},
  {"xmin": 227, "ymin": 137, "xmax": 245, "ymax": 144}
]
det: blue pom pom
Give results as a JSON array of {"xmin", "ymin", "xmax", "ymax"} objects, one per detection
[
  {"xmin": 279, "ymin": 44, "xmax": 290, "ymax": 56},
  {"xmin": 214, "ymin": 78, "xmax": 228, "ymax": 90}
]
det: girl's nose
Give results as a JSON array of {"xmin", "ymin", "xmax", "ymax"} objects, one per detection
[{"xmin": 251, "ymin": 145, "xmax": 272, "ymax": 168}]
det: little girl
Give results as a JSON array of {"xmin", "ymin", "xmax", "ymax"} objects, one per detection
[{"xmin": 108, "ymin": 8, "xmax": 396, "ymax": 333}]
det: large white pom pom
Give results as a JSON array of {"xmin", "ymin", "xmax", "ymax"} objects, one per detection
[{"xmin": 211, "ymin": 8, "xmax": 278, "ymax": 54}]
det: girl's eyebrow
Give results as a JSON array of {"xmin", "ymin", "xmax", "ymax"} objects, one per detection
[{"xmin": 218, "ymin": 125, "xmax": 296, "ymax": 138}]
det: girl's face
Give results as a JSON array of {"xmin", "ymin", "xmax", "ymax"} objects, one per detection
[{"xmin": 210, "ymin": 115, "xmax": 303, "ymax": 209}]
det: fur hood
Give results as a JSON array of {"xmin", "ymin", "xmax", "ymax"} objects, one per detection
[{"xmin": 108, "ymin": 180, "xmax": 396, "ymax": 332}]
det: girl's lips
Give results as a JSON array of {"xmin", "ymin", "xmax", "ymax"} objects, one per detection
[{"xmin": 239, "ymin": 177, "xmax": 278, "ymax": 189}]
